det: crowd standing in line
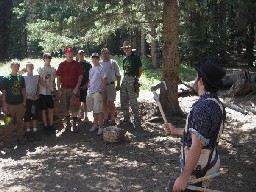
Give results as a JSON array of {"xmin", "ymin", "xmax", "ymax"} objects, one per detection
[{"xmin": 0, "ymin": 41, "xmax": 143, "ymax": 147}]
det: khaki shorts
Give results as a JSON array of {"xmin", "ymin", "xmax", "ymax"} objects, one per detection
[
  {"xmin": 102, "ymin": 84, "xmax": 116, "ymax": 102},
  {"xmin": 61, "ymin": 88, "xmax": 80, "ymax": 112},
  {"xmin": 86, "ymin": 92, "xmax": 103, "ymax": 113}
]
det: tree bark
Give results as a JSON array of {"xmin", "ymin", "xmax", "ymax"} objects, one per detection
[
  {"xmin": 161, "ymin": 0, "xmax": 183, "ymax": 116},
  {"xmin": 141, "ymin": 29, "xmax": 146, "ymax": 59},
  {"xmin": 0, "ymin": 0, "xmax": 12, "ymax": 61}
]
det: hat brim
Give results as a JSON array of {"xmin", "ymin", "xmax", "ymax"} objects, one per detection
[{"xmin": 196, "ymin": 67, "xmax": 223, "ymax": 89}]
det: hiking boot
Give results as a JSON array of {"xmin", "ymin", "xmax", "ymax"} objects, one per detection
[
  {"xmin": 97, "ymin": 127, "xmax": 104, "ymax": 136},
  {"xmin": 134, "ymin": 121, "xmax": 142, "ymax": 128},
  {"xmin": 90, "ymin": 124, "xmax": 98, "ymax": 132},
  {"xmin": 33, "ymin": 131, "xmax": 41, "ymax": 141},
  {"xmin": 26, "ymin": 131, "xmax": 34, "ymax": 142}
]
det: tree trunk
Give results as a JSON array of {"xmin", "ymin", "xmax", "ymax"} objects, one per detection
[
  {"xmin": 141, "ymin": 29, "xmax": 146, "ymax": 59},
  {"xmin": 247, "ymin": 21, "xmax": 255, "ymax": 67},
  {"xmin": 0, "ymin": 0, "xmax": 12, "ymax": 61},
  {"xmin": 150, "ymin": 24, "xmax": 159, "ymax": 68},
  {"xmin": 161, "ymin": 0, "xmax": 183, "ymax": 116}
]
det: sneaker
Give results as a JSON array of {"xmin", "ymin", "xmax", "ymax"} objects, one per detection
[
  {"xmin": 82, "ymin": 117, "xmax": 89, "ymax": 123},
  {"xmin": 44, "ymin": 126, "xmax": 52, "ymax": 135},
  {"xmin": 33, "ymin": 131, "xmax": 41, "ymax": 141},
  {"xmin": 90, "ymin": 124, "xmax": 98, "ymax": 132},
  {"xmin": 26, "ymin": 131, "xmax": 34, "ymax": 142},
  {"xmin": 3, "ymin": 142, "xmax": 13, "ymax": 149},
  {"xmin": 119, "ymin": 119, "xmax": 132, "ymax": 126},
  {"xmin": 97, "ymin": 127, "xmax": 104, "ymax": 136},
  {"xmin": 49, "ymin": 125, "xmax": 56, "ymax": 134},
  {"xmin": 72, "ymin": 124, "xmax": 79, "ymax": 133},
  {"xmin": 18, "ymin": 138, "xmax": 27, "ymax": 145},
  {"xmin": 109, "ymin": 120, "xmax": 116, "ymax": 126}
]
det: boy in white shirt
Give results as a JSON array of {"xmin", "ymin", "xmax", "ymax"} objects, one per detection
[
  {"xmin": 86, "ymin": 53, "xmax": 107, "ymax": 136},
  {"xmin": 38, "ymin": 53, "xmax": 56, "ymax": 135}
]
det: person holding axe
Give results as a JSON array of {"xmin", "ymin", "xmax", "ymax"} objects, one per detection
[{"xmin": 164, "ymin": 59, "xmax": 226, "ymax": 192}]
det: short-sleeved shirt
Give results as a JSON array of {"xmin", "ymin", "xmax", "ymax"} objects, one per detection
[
  {"xmin": 185, "ymin": 93, "xmax": 226, "ymax": 149},
  {"xmin": 123, "ymin": 53, "xmax": 142, "ymax": 76},
  {"xmin": 38, "ymin": 65, "xmax": 56, "ymax": 95},
  {"xmin": 2, "ymin": 74, "xmax": 25, "ymax": 105},
  {"xmin": 23, "ymin": 73, "xmax": 39, "ymax": 97},
  {"xmin": 100, "ymin": 59, "xmax": 121, "ymax": 83},
  {"xmin": 56, "ymin": 60, "xmax": 83, "ymax": 89},
  {"xmin": 88, "ymin": 65, "xmax": 106, "ymax": 94},
  {"xmin": 80, "ymin": 60, "xmax": 92, "ymax": 87}
]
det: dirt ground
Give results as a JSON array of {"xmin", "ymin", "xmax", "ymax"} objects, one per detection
[{"xmin": 0, "ymin": 91, "xmax": 255, "ymax": 192}]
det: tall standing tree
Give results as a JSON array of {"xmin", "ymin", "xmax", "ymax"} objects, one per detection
[
  {"xmin": 161, "ymin": 0, "xmax": 183, "ymax": 116},
  {"xmin": 0, "ymin": 0, "xmax": 13, "ymax": 61}
]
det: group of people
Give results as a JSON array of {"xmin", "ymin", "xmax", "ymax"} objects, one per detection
[
  {"xmin": 1, "ymin": 41, "xmax": 143, "ymax": 146},
  {"xmin": 1, "ymin": 40, "xmax": 227, "ymax": 191}
]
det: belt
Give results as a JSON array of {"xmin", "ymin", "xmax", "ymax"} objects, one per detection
[
  {"xmin": 106, "ymin": 81, "xmax": 114, "ymax": 85},
  {"xmin": 124, "ymin": 74, "xmax": 136, "ymax": 77}
]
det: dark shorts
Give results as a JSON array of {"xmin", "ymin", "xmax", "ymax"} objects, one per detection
[
  {"xmin": 24, "ymin": 99, "xmax": 40, "ymax": 122},
  {"xmin": 80, "ymin": 88, "xmax": 88, "ymax": 103},
  {"xmin": 39, "ymin": 94, "xmax": 54, "ymax": 110}
]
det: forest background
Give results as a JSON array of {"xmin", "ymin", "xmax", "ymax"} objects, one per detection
[{"xmin": 0, "ymin": 0, "xmax": 255, "ymax": 115}]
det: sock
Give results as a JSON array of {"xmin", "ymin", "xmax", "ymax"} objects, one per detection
[
  {"xmin": 33, "ymin": 128, "xmax": 37, "ymax": 132},
  {"xmin": 26, "ymin": 128, "xmax": 31, "ymax": 132}
]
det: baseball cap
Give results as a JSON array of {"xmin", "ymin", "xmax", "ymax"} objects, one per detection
[
  {"xmin": 64, "ymin": 48, "xmax": 74, "ymax": 54},
  {"xmin": 91, "ymin": 53, "xmax": 100, "ymax": 58},
  {"xmin": 78, "ymin": 50, "xmax": 84, "ymax": 54}
]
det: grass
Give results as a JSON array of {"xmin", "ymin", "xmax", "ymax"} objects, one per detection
[{"xmin": 0, "ymin": 56, "xmax": 196, "ymax": 91}]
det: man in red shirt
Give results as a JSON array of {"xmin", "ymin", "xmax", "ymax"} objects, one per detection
[{"xmin": 56, "ymin": 48, "xmax": 83, "ymax": 133}]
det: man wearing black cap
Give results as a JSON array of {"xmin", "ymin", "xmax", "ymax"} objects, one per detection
[{"xmin": 164, "ymin": 59, "xmax": 226, "ymax": 192}]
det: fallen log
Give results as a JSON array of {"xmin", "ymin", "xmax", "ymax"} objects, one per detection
[{"xmin": 180, "ymin": 80, "xmax": 255, "ymax": 114}]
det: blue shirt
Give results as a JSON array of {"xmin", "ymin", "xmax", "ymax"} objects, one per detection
[{"xmin": 185, "ymin": 93, "xmax": 226, "ymax": 149}]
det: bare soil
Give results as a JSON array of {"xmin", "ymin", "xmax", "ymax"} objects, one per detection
[{"xmin": 0, "ymin": 91, "xmax": 255, "ymax": 192}]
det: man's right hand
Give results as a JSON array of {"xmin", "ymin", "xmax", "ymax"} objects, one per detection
[{"xmin": 164, "ymin": 123, "xmax": 175, "ymax": 135}]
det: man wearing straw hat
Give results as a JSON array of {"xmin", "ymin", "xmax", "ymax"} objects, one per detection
[
  {"xmin": 119, "ymin": 41, "xmax": 142, "ymax": 128},
  {"xmin": 164, "ymin": 59, "xmax": 226, "ymax": 192}
]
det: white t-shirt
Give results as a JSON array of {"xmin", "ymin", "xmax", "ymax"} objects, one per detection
[
  {"xmin": 38, "ymin": 65, "xmax": 56, "ymax": 95},
  {"xmin": 88, "ymin": 65, "xmax": 106, "ymax": 94},
  {"xmin": 100, "ymin": 59, "xmax": 120, "ymax": 83}
]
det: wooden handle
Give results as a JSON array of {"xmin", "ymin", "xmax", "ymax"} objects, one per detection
[{"xmin": 187, "ymin": 185, "xmax": 222, "ymax": 192}]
